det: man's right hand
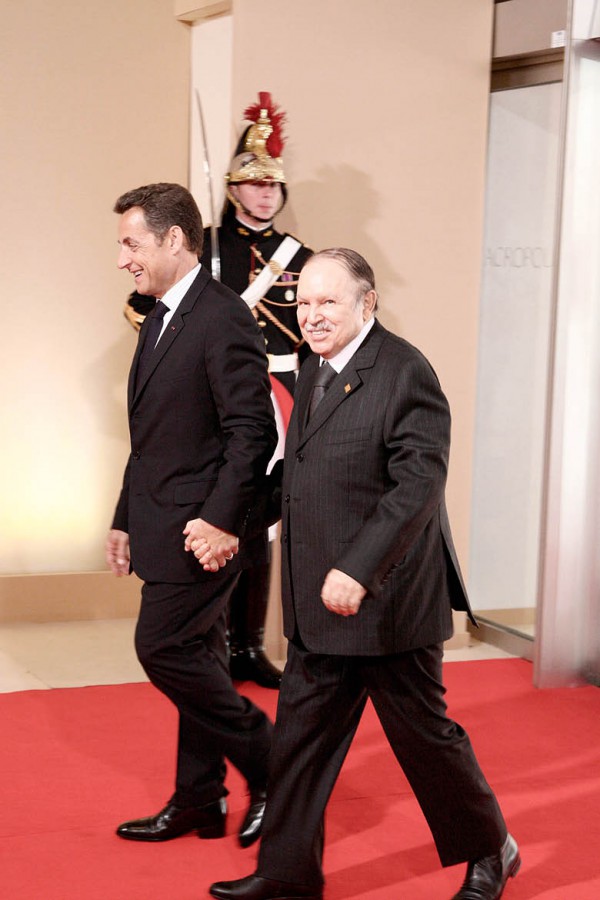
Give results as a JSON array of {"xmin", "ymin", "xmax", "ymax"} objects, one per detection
[{"xmin": 106, "ymin": 529, "xmax": 130, "ymax": 576}]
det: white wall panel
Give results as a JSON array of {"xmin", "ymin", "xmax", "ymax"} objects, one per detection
[{"xmin": 470, "ymin": 83, "xmax": 561, "ymax": 612}]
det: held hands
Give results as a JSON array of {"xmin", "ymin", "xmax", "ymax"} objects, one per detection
[
  {"xmin": 321, "ymin": 568, "xmax": 367, "ymax": 616},
  {"xmin": 106, "ymin": 529, "xmax": 131, "ymax": 577},
  {"xmin": 183, "ymin": 518, "xmax": 239, "ymax": 573}
]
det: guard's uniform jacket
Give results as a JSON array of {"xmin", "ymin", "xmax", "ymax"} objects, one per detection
[{"xmin": 201, "ymin": 219, "xmax": 313, "ymax": 395}]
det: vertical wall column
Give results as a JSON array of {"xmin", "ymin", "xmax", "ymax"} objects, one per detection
[
  {"xmin": 537, "ymin": 20, "xmax": 600, "ymax": 686},
  {"xmin": 189, "ymin": 14, "xmax": 233, "ymax": 223}
]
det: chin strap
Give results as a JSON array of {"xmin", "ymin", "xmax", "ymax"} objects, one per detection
[{"xmin": 227, "ymin": 186, "xmax": 285, "ymax": 225}]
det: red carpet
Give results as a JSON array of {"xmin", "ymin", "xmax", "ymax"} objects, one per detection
[{"xmin": 1, "ymin": 658, "xmax": 600, "ymax": 899}]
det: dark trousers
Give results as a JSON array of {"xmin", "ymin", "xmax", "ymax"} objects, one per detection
[
  {"xmin": 135, "ymin": 574, "xmax": 272, "ymax": 807},
  {"xmin": 257, "ymin": 641, "xmax": 506, "ymax": 887}
]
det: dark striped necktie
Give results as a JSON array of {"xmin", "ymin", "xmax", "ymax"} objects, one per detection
[
  {"xmin": 308, "ymin": 361, "xmax": 336, "ymax": 420},
  {"xmin": 136, "ymin": 300, "xmax": 169, "ymax": 388}
]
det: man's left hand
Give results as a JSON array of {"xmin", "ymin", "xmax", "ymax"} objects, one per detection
[
  {"xmin": 183, "ymin": 518, "xmax": 239, "ymax": 572},
  {"xmin": 321, "ymin": 568, "xmax": 366, "ymax": 616}
]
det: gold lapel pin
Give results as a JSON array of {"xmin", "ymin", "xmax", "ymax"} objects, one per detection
[{"xmin": 344, "ymin": 384, "xmax": 351, "ymax": 393}]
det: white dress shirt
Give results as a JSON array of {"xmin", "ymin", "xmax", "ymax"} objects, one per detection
[
  {"xmin": 321, "ymin": 316, "xmax": 375, "ymax": 373},
  {"xmin": 154, "ymin": 262, "xmax": 202, "ymax": 345}
]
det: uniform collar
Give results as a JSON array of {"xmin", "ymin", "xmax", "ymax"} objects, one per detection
[{"xmin": 235, "ymin": 218, "xmax": 275, "ymax": 240}]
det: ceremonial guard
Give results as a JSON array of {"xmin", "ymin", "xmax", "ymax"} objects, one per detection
[{"xmin": 123, "ymin": 93, "xmax": 312, "ymax": 688}]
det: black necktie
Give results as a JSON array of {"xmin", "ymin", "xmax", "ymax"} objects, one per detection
[
  {"xmin": 308, "ymin": 361, "xmax": 336, "ymax": 420},
  {"xmin": 136, "ymin": 300, "xmax": 169, "ymax": 388}
]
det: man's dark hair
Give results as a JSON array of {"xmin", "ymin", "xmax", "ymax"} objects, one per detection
[
  {"xmin": 114, "ymin": 183, "xmax": 204, "ymax": 256},
  {"xmin": 306, "ymin": 247, "xmax": 378, "ymax": 311}
]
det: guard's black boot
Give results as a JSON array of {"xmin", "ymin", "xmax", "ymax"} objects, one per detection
[{"xmin": 229, "ymin": 564, "xmax": 282, "ymax": 689}]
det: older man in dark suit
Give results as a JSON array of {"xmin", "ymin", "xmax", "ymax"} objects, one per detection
[
  {"xmin": 106, "ymin": 183, "xmax": 276, "ymax": 848},
  {"xmin": 209, "ymin": 249, "xmax": 520, "ymax": 900}
]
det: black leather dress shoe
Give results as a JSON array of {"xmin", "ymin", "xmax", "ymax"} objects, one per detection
[
  {"xmin": 238, "ymin": 786, "xmax": 267, "ymax": 848},
  {"xmin": 452, "ymin": 833, "xmax": 521, "ymax": 899},
  {"xmin": 209, "ymin": 874, "xmax": 322, "ymax": 900},
  {"xmin": 230, "ymin": 648, "xmax": 282, "ymax": 689},
  {"xmin": 116, "ymin": 798, "xmax": 226, "ymax": 842}
]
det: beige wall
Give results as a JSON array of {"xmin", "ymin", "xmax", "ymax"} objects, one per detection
[
  {"xmin": 231, "ymin": 0, "xmax": 494, "ymax": 569},
  {"xmin": 1, "ymin": 0, "xmax": 493, "ymax": 627},
  {"xmin": 494, "ymin": 0, "xmax": 568, "ymax": 56},
  {"xmin": 1, "ymin": 1, "xmax": 189, "ymax": 577}
]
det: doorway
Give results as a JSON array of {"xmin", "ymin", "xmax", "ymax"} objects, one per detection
[{"xmin": 468, "ymin": 64, "xmax": 563, "ymax": 660}]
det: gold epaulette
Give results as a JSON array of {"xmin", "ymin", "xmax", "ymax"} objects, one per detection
[{"xmin": 123, "ymin": 302, "xmax": 146, "ymax": 332}]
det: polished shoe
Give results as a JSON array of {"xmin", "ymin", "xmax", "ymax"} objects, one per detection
[
  {"xmin": 116, "ymin": 797, "xmax": 226, "ymax": 842},
  {"xmin": 230, "ymin": 647, "xmax": 282, "ymax": 689},
  {"xmin": 209, "ymin": 874, "xmax": 322, "ymax": 900},
  {"xmin": 238, "ymin": 785, "xmax": 267, "ymax": 848},
  {"xmin": 452, "ymin": 833, "xmax": 521, "ymax": 899}
]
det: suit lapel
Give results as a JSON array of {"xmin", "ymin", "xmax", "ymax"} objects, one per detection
[
  {"xmin": 129, "ymin": 267, "xmax": 211, "ymax": 410},
  {"xmin": 297, "ymin": 321, "xmax": 386, "ymax": 448},
  {"xmin": 294, "ymin": 355, "xmax": 319, "ymax": 433},
  {"xmin": 128, "ymin": 321, "xmax": 147, "ymax": 409}
]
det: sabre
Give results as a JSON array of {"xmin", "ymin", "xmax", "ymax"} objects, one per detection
[{"xmin": 194, "ymin": 89, "xmax": 221, "ymax": 281}]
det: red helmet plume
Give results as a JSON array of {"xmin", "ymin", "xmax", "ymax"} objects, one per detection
[{"xmin": 243, "ymin": 91, "xmax": 287, "ymax": 158}]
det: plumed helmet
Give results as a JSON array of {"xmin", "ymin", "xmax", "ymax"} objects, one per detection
[{"xmin": 226, "ymin": 92, "xmax": 287, "ymax": 185}]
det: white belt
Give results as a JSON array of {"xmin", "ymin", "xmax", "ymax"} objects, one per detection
[
  {"xmin": 241, "ymin": 236, "xmax": 302, "ymax": 310},
  {"xmin": 268, "ymin": 352, "xmax": 299, "ymax": 373}
]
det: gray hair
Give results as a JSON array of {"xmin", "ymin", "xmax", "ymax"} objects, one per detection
[{"xmin": 304, "ymin": 248, "xmax": 378, "ymax": 310}]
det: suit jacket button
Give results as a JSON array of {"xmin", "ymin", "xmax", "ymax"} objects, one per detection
[
  {"xmin": 132, "ymin": 450, "xmax": 140, "ymax": 460},
  {"xmin": 284, "ymin": 494, "xmax": 290, "ymax": 503},
  {"xmin": 296, "ymin": 453, "xmax": 304, "ymax": 462}
]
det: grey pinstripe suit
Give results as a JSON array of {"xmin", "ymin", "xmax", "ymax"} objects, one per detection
[{"xmin": 256, "ymin": 320, "xmax": 507, "ymax": 887}]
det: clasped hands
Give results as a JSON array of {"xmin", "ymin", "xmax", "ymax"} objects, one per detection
[
  {"xmin": 183, "ymin": 518, "xmax": 239, "ymax": 573},
  {"xmin": 185, "ymin": 521, "xmax": 366, "ymax": 613},
  {"xmin": 109, "ymin": 520, "xmax": 365, "ymax": 613}
]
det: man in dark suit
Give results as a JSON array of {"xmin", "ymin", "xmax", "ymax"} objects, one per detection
[
  {"xmin": 105, "ymin": 183, "xmax": 277, "ymax": 848},
  {"xmin": 121, "ymin": 94, "xmax": 312, "ymax": 690},
  {"xmin": 209, "ymin": 249, "xmax": 520, "ymax": 900}
]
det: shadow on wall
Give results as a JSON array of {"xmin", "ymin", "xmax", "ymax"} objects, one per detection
[{"xmin": 278, "ymin": 163, "xmax": 406, "ymax": 335}]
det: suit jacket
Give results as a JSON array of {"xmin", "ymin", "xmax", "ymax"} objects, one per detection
[
  {"xmin": 112, "ymin": 266, "xmax": 277, "ymax": 585},
  {"xmin": 279, "ymin": 320, "xmax": 475, "ymax": 656}
]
